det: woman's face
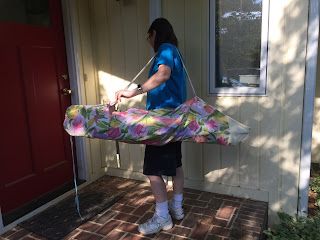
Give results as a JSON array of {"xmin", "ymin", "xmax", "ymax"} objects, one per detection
[{"xmin": 148, "ymin": 30, "xmax": 156, "ymax": 51}]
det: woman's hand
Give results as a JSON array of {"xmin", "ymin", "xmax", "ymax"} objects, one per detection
[{"xmin": 115, "ymin": 89, "xmax": 138, "ymax": 103}]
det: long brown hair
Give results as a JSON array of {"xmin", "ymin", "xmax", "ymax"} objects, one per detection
[{"xmin": 148, "ymin": 18, "xmax": 178, "ymax": 52}]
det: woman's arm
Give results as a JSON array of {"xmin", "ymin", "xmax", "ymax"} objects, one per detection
[{"xmin": 115, "ymin": 64, "xmax": 171, "ymax": 102}]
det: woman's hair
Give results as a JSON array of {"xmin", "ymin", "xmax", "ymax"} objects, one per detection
[{"xmin": 148, "ymin": 18, "xmax": 178, "ymax": 52}]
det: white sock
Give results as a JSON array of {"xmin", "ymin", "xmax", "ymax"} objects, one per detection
[
  {"xmin": 171, "ymin": 193, "xmax": 183, "ymax": 209},
  {"xmin": 156, "ymin": 200, "xmax": 169, "ymax": 219}
]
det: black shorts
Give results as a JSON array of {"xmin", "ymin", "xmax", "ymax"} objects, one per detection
[{"xmin": 143, "ymin": 142, "xmax": 182, "ymax": 176}]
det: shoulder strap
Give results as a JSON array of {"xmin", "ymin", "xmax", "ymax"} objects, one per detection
[
  {"xmin": 123, "ymin": 48, "xmax": 197, "ymax": 97},
  {"xmin": 123, "ymin": 54, "xmax": 156, "ymax": 90},
  {"xmin": 174, "ymin": 48, "xmax": 197, "ymax": 97}
]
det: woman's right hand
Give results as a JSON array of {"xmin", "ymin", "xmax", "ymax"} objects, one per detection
[{"xmin": 115, "ymin": 89, "xmax": 137, "ymax": 103}]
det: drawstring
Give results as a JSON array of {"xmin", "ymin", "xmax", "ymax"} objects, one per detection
[{"xmin": 70, "ymin": 136, "xmax": 83, "ymax": 219}]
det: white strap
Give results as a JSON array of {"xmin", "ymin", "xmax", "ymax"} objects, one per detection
[
  {"xmin": 70, "ymin": 136, "xmax": 83, "ymax": 219},
  {"xmin": 124, "ymin": 54, "xmax": 156, "ymax": 90},
  {"xmin": 175, "ymin": 48, "xmax": 197, "ymax": 97},
  {"xmin": 123, "ymin": 47, "xmax": 197, "ymax": 97}
]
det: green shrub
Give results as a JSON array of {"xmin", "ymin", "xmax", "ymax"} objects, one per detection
[
  {"xmin": 263, "ymin": 212, "xmax": 320, "ymax": 240},
  {"xmin": 310, "ymin": 169, "xmax": 320, "ymax": 207}
]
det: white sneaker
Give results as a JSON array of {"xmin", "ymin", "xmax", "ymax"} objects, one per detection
[
  {"xmin": 138, "ymin": 213, "xmax": 173, "ymax": 235},
  {"xmin": 169, "ymin": 203, "xmax": 184, "ymax": 220}
]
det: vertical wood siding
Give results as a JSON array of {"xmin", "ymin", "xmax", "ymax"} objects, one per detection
[
  {"xmin": 73, "ymin": 0, "xmax": 309, "ymax": 223},
  {"xmin": 74, "ymin": 0, "xmax": 150, "ymax": 180},
  {"xmin": 312, "ymin": 29, "xmax": 320, "ymax": 164},
  {"xmin": 75, "ymin": 0, "xmax": 102, "ymax": 177}
]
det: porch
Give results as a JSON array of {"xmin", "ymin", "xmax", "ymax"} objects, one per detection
[{"xmin": 0, "ymin": 176, "xmax": 268, "ymax": 240}]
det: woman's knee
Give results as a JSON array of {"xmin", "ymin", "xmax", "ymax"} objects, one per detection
[{"xmin": 147, "ymin": 175, "xmax": 163, "ymax": 183}]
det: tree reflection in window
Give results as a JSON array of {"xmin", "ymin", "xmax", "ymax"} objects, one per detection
[{"xmin": 215, "ymin": 0, "xmax": 263, "ymax": 88}]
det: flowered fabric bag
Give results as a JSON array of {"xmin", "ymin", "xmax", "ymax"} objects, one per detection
[{"xmin": 64, "ymin": 96, "xmax": 249, "ymax": 146}]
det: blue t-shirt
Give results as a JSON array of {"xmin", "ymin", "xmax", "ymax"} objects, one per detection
[{"xmin": 146, "ymin": 43, "xmax": 187, "ymax": 110}]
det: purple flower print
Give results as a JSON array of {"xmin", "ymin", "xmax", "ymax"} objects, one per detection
[
  {"xmin": 204, "ymin": 105, "xmax": 214, "ymax": 114},
  {"xmin": 188, "ymin": 120, "xmax": 199, "ymax": 131},
  {"xmin": 194, "ymin": 136, "xmax": 207, "ymax": 143},
  {"xmin": 130, "ymin": 124, "xmax": 147, "ymax": 137},
  {"xmin": 155, "ymin": 126, "xmax": 173, "ymax": 135},
  {"xmin": 72, "ymin": 115, "xmax": 85, "ymax": 135},
  {"xmin": 91, "ymin": 129, "xmax": 107, "ymax": 139},
  {"xmin": 103, "ymin": 109, "xmax": 112, "ymax": 118},
  {"xmin": 180, "ymin": 127, "xmax": 192, "ymax": 139},
  {"xmin": 113, "ymin": 111, "xmax": 127, "ymax": 122},
  {"xmin": 184, "ymin": 97, "xmax": 198, "ymax": 106},
  {"xmin": 171, "ymin": 113, "xmax": 181, "ymax": 119},
  {"xmin": 217, "ymin": 137, "xmax": 228, "ymax": 146},
  {"xmin": 94, "ymin": 114, "xmax": 99, "ymax": 123},
  {"xmin": 63, "ymin": 119, "xmax": 70, "ymax": 130},
  {"xmin": 207, "ymin": 119, "xmax": 220, "ymax": 131},
  {"xmin": 107, "ymin": 127, "xmax": 121, "ymax": 139},
  {"xmin": 91, "ymin": 107, "xmax": 96, "ymax": 115}
]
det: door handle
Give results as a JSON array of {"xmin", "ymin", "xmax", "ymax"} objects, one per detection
[{"xmin": 62, "ymin": 88, "xmax": 71, "ymax": 95}]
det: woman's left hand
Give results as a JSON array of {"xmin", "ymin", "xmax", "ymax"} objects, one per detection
[{"xmin": 115, "ymin": 89, "xmax": 137, "ymax": 102}]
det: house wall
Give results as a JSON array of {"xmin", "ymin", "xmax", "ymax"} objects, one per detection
[
  {"xmin": 312, "ymin": 25, "xmax": 320, "ymax": 164},
  {"xmin": 73, "ymin": 0, "xmax": 309, "ymax": 224},
  {"xmin": 73, "ymin": 0, "xmax": 150, "ymax": 182}
]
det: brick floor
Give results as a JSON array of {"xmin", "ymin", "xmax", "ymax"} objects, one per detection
[{"xmin": 0, "ymin": 176, "xmax": 268, "ymax": 240}]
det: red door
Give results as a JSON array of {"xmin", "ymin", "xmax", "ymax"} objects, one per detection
[{"xmin": 0, "ymin": 0, "xmax": 75, "ymax": 214}]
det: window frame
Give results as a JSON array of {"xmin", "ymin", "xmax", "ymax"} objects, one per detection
[{"xmin": 208, "ymin": 0, "xmax": 270, "ymax": 96}]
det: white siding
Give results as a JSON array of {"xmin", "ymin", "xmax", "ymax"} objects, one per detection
[
  {"xmin": 312, "ymin": 24, "xmax": 320, "ymax": 164},
  {"xmin": 74, "ymin": 0, "xmax": 150, "ymax": 181},
  {"xmin": 74, "ymin": 0, "xmax": 103, "ymax": 179}
]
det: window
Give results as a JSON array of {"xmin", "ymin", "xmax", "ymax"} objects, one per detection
[
  {"xmin": 208, "ymin": 0, "xmax": 269, "ymax": 96},
  {"xmin": 0, "ymin": 0, "xmax": 51, "ymax": 28}
]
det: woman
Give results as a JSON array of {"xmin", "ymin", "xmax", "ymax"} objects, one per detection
[{"xmin": 115, "ymin": 18, "xmax": 187, "ymax": 235}]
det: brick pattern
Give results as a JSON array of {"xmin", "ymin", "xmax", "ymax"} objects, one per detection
[{"xmin": 0, "ymin": 175, "xmax": 268, "ymax": 240}]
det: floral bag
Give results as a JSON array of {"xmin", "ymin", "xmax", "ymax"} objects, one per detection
[{"xmin": 64, "ymin": 96, "xmax": 250, "ymax": 146}]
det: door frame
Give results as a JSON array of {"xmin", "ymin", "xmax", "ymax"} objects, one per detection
[
  {"xmin": 0, "ymin": 0, "xmax": 89, "ymax": 232},
  {"xmin": 61, "ymin": 0, "xmax": 89, "ymax": 181},
  {"xmin": 298, "ymin": 0, "xmax": 320, "ymax": 217}
]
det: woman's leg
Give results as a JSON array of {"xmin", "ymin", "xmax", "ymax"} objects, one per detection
[
  {"xmin": 172, "ymin": 166, "xmax": 184, "ymax": 194},
  {"xmin": 138, "ymin": 175, "xmax": 172, "ymax": 235},
  {"xmin": 170, "ymin": 166, "xmax": 184, "ymax": 216},
  {"xmin": 147, "ymin": 175, "xmax": 169, "ymax": 219},
  {"xmin": 147, "ymin": 175, "xmax": 167, "ymax": 203}
]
